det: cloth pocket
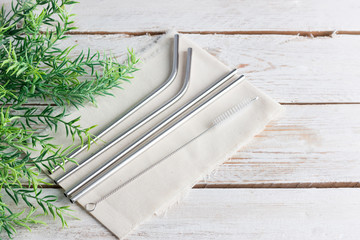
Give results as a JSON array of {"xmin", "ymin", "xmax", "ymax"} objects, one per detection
[{"xmin": 49, "ymin": 32, "xmax": 284, "ymax": 239}]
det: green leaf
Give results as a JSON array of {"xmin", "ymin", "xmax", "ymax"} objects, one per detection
[{"xmin": 0, "ymin": 0, "xmax": 138, "ymax": 237}]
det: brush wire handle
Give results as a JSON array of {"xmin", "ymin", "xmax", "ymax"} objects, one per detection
[{"xmin": 85, "ymin": 96, "xmax": 258, "ymax": 212}]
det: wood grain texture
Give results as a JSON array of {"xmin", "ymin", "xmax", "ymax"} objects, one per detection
[
  {"xmin": 128, "ymin": 189, "xmax": 360, "ymax": 240},
  {"xmin": 3, "ymin": 0, "xmax": 360, "ymax": 32},
  {"xmin": 8, "ymin": 188, "xmax": 360, "ymax": 240},
  {"xmin": 199, "ymin": 104, "xmax": 360, "ymax": 186},
  {"xmin": 54, "ymin": 0, "xmax": 360, "ymax": 32},
  {"xmin": 52, "ymin": 34, "xmax": 360, "ymax": 103}
]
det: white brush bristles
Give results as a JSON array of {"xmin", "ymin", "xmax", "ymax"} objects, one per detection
[{"xmin": 212, "ymin": 96, "xmax": 259, "ymax": 126}]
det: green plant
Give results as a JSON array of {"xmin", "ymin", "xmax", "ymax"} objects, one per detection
[{"xmin": 0, "ymin": 0, "xmax": 139, "ymax": 238}]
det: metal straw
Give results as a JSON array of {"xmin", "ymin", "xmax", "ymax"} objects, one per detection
[
  {"xmin": 50, "ymin": 34, "xmax": 180, "ymax": 173},
  {"xmin": 64, "ymin": 48, "xmax": 195, "ymax": 197},
  {"xmin": 68, "ymin": 71, "xmax": 242, "ymax": 203},
  {"xmin": 55, "ymin": 47, "xmax": 192, "ymax": 184}
]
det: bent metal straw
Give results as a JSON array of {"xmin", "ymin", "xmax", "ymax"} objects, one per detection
[
  {"xmin": 56, "ymin": 47, "xmax": 192, "ymax": 185},
  {"xmin": 50, "ymin": 34, "xmax": 180, "ymax": 173}
]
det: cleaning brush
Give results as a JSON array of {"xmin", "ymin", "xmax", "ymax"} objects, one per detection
[{"xmin": 85, "ymin": 96, "xmax": 259, "ymax": 212}]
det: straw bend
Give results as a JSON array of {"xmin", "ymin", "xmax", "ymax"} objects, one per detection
[
  {"xmin": 56, "ymin": 47, "xmax": 191, "ymax": 185},
  {"xmin": 50, "ymin": 34, "xmax": 180, "ymax": 174}
]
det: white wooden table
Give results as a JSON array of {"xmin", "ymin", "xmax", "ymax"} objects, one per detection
[{"xmin": 9, "ymin": 0, "xmax": 360, "ymax": 239}]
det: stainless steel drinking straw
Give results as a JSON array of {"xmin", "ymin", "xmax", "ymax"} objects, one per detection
[
  {"xmin": 50, "ymin": 34, "xmax": 180, "ymax": 173},
  {"xmin": 64, "ymin": 47, "xmax": 194, "ymax": 197},
  {"xmin": 55, "ymin": 47, "xmax": 192, "ymax": 184},
  {"xmin": 68, "ymin": 70, "xmax": 242, "ymax": 203}
]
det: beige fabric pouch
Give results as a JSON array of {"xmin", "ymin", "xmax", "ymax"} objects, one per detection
[{"xmin": 47, "ymin": 32, "xmax": 284, "ymax": 239}]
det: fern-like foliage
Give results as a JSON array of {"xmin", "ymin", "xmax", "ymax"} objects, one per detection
[{"xmin": 0, "ymin": 0, "xmax": 139, "ymax": 238}]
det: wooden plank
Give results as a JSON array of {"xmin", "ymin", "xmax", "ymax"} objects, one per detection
[
  {"xmin": 3, "ymin": 0, "xmax": 360, "ymax": 32},
  {"xmin": 9, "ymin": 188, "xmax": 360, "ymax": 239},
  {"xmin": 54, "ymin": 34, "xmax": 360, "ymax": 103},
  {"xmin": 128, "ymin": 189, "xmax": 360, "ymax": 240},
  {"xmin": 34, "ymin": 104, "xmax": 360, "ymax": 187},
  {"xmin": 44, "ymin": 0, "xmax": 360, "ymax": 32},
  {"xmin": 200, "ymin": 104, "xmax": 360, "ymax": 186}
]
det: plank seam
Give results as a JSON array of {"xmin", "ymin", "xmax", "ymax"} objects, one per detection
[
  {"xmin": 280, "ymin": 102, "xmax": 360, "ymax": 105},
  {"xmin": 64, "ymin": 30, "xmax": 360, "ymax": 37},
  {"xmin": 32, "ymin": 182, "xmax": 360, "ymax": 189},
  {"xmin": 194, "ymin": 182, "xmax": 360, "ymax": 188},
  {"xmin": 22, "ymin": 103, "xmax": 360, "ymax": 107}
]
